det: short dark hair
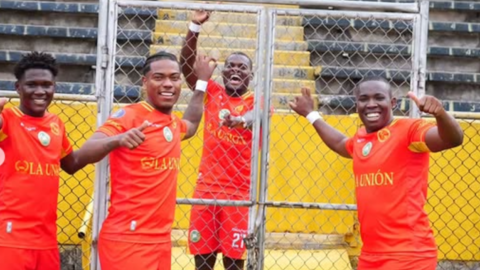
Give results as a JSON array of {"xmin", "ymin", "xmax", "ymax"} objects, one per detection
[
  {"xmin": 226, "ymin": 52, "xmax": 253, "ymax": 70},
  {"xmin": 354, "ymin": 76, "xmax": 392, "ymax": 97},
  {"xmin": 142, "ymin": 51, "xmax": 179, "ymax": 75},
  {"xmin": 14, "ymin": 51, "xmax": 58, "ymax": 80}
]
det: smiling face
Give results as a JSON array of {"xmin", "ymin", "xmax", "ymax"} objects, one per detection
[
  {"xmin": 221, "ymin": 53, "xmax": 253, "ymax": 96},
  {"xmin": 142, "ymin": 59, "xmax": 182, "ymax": 114},
  {"xmin": 355, "ymin": 80, "xmax": 396, "ymax": 133},
  {"xmin": 16, "ymin": 68, "xmax": 55, "ymax": 117}
]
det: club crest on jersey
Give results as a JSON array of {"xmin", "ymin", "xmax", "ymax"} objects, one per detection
[
  {"xmin": 38, "ymin": 131, "xmax": 51, "ymax": 147},
  {"xmin": 163, "ymin": 127, "xmax": 173, "ymax": 142},
  {"xmin": 234, "ymin": 105, "xmax": 244, "ymax": 113},
  {"xmin": 377, "ymin": 129, "xmax": 391, "ymax": 143},
  {"xmin": 190, "ymin": 230, "xmax": 201, "ymax": 243},
  {"xmin": 362, "ymin": 142, "xmax": 372, "ymax": 156},
  {"xmin": 111, "ymin": 109, "xmax": 125, "ymax": 118},
  {"xmin": 50, "ymin": 123, "xmax": 60, "ymax": 136},
  {"xmin": 218, "ymin": 109, "xmax": 230, "ymax": 120}
]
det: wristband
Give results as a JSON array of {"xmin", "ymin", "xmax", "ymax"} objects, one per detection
[
  {"xmin": 189, "ymin": 22, "xmax": 201, "ymax": 33},
  {"xmin": 306, "ymin": 111, "xmax": 322, "ymax": 124},
  {"xmin": 195, "ymin": 80, "xmax": 208, "ymax": 92}
]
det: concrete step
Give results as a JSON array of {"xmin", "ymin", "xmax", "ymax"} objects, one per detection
[
  {"xmin": 181, "ymin": 77, "xmax": 316, "ymax": 94},
  {"xmin": 158, "ymin": 9, "xmax": 302, "ymax": 26},
  {"xmin": 196, "ymin": 64, "xmax": 317, "ymax": 80},
  {"xmin": 269, "ymin": 78, "xmax": 316, "ymax": 93},
  {"xmin": 149, "ymin": 45, "xmax": 311, "ymax": 66},
  {"xmin": 177, "ymin": 90, "xmax": 318, "ymax": 111},
  {"xmin": 171, "ymin": 246, "xmax": 352, "ymax": 270},
  {"xmin": 155, "ymin": 20, "xmax": 304, "ymax": 41},
  {"xmin": 153, "ymin": 33, "xmax": 308, "ymax": 51}
]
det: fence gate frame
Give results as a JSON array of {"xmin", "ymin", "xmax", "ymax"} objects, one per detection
[
  {"xmin": 92, "ymin": 1, "xmax": 429, "ymax": 270},
  {"xmin": 255, "ymin": 2, "xmax": 428, "ymax": 270}
]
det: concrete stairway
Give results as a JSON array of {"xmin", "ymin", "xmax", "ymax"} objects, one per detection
[{"xmin": 151, "ymin": 7, "xmax": 319, "ymax": 112}]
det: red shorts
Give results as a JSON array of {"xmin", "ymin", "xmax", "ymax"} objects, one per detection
[
  {"xmin": 358, "ymin": 252, "xmax": 437, "ymax": 270},
  {"xmin": 188, "ymin": 190, "xmax": 249, "ymax": 260},
  {"xmin": 98, "ymin": 237, "xmax": 172, "ymax": 270},
  {"xmin": 0, "ymin": 246, "xmax": 59, "ymax": 270}
]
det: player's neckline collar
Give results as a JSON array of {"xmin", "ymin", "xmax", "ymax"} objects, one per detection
[
  {"xmin": 224, "ymin": 89, "xmax": 252, "ymax": 99},
  {"xmin": 140, "ymin": 101, "xmax": 154, "ymax": 112},
  {"xmin": 359, "ymin": 119, "xmax": 398, "ymax": 136},
  {"xmin": 12, "ymin": 107, "xmax": 48, "ymax": 119}
]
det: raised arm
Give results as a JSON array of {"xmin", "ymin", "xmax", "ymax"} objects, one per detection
[
  {"xmin": 182, "ymin": 55, "xmax": 217, "ymax": 140},
  {"xmin": 180, "ymin": 10, "xmax": 211, "ymax": 90},
  {"xmin": 408, "ymin": 92, "xmax": 464, "ymax": 152},
  {"xmin": 289, "ymin": 88, "xmax": 351, "ymax": 159},
  {"xmin": 60, "ymin": 121, "xmax": 150, "ymax": 174}
]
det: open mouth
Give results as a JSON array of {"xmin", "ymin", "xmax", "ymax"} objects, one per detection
[
  {"xmin": 229, "ymin": 75, "xmax": 242, "ymax": 86},
  {"xmin": 365, "ymin": 112, "xmax": 381, "ymax": 121}
]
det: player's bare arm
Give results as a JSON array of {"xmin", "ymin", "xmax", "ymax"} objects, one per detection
[
  {"xmin": 408, "ymin": 92, "xmax": 464, "ymax": 152},
  {"xmin": 182, "ymin": 55, "xmax": 217, "ymax": 140},
  {"xmin": 289, "ymin": 88, "xmax": 351, "ymax": 159},
  {"xmin": 60, "ymin": 120, "xmax": 150, "ymax": 174},
  {"xmin": 180, "ymin": 9, "xmax": 210, "ymax": 90},
  {"xmin": 0, "ymin": 98, "xmax": 7, "ymax": 129}
]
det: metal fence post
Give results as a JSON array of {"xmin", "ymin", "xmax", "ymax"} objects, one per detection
[
  {"xmin": 91, "ymin": 0, "xmax": 118, "ymax": 269},
  {"xmin": 254, "ymin": 7, "xmax": 276, "ymax": 270}
]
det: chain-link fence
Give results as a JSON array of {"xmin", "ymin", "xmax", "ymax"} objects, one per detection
[
  {"xmin": 259, "ymin": 6, "xmax": 421, "ymax": 270},
  {"xmin": 0, "ymin": 91, "xmax": 97, "ymax": 270},
  {"xmin": 93, "ymin": 1, "xmax": 267, "ymax": 269},
  {"xmin": 427, "ymin": 112, "xmax": 480, "ymax": 270},
  {"xmin": 86, "ymin": 0, "xmax": 480, "ymax": 270}
]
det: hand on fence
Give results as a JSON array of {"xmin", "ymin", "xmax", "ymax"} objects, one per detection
[
  {"xmin": 118, "ymin": 120, "xmax": 150, "ymax": 150},
  {"xmin": 221, "ymin": 114, "xmax": 244, "ymax": 129},
  {"xmin": 407, "ymin": 91, "xmax": 446, "ymax": 117},
  {"xmin": 192, "ymin": 9, "xmax": 211, "ymax": 25},
  {"xmin": 289, "ymin": 87, "xmax": 315, "ymax": 117},
  {"xmin": 0, "ymin": 98, "xmax": 7, "ymax": 114},
  {"xmin": 194, "ymin": 55, "xmax": 217, "ymax": 81}
]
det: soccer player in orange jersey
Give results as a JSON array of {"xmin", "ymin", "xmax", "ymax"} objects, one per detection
[
  {"xmin": 0, "ymin": 52, "xmax": 95, "ymax": 270},
  {"xmin": 289, "ymin": 77, "xmax": 464, "ymax": 270},
  {"xmin": 180, "ymin": 9, "xmax": 263, "ymax": 270},
  {"xmin": 72, "ymin": 51, "xmax": 215, "ymax": 270}
]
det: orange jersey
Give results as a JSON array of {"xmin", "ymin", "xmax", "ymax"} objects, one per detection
[
  {"xmin": 345, "ymin": 118, "xmax": 437, "ymax": 254},
  {"xmin": 98, "ymin": 101, "xmax": 187, "ymax": 243},
  {"xmin": 0, "ymin": 107, "xmax": 72, "ymax": 249},
  {"xmin": 196, "ymin": 80, "xmax": 256, "ymax": 198}
]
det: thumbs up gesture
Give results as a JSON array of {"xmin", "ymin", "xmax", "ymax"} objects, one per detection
[
  {"xmin": 407, "ymin": 91, "xmax": 445, "ymax": 117},
  {"xmin": 118, "ymin": 120, "xmax": 150, "ymax": 150}
]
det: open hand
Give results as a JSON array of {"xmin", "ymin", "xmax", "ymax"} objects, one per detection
[
  {"xmin": 194, "ymin": 54, "xmax": 217, "ymax": 81},
  {"xmin": 192, "ymin": 9, "xmax": 211, "ymax": 25},
  {"xmin": 288, "ymin": 87, "xmax": 315, "ymax": 117}
]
